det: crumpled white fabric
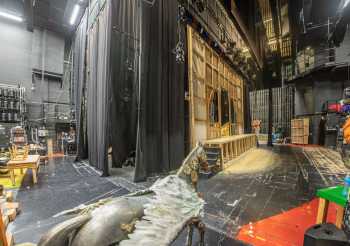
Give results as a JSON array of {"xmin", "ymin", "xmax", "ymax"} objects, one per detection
[{"xmin": 119, "ymin": 175, "xmax": 204, "ymax": 246}]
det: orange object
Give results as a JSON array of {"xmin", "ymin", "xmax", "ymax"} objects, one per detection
[{"xmin": 343, "ymin": 118, "xmax": 350, "ymax": 144}]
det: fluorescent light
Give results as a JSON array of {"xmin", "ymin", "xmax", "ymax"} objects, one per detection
[
  {"xmin": 69, "ymin": 4, "xmax": 80, "ymax": 25},
  {"xmin": 0, "ymin": 11, "xmax": 23, "ymax": 22},
  {"xmin": 344, "ymin": 0, "xmax": 350, "ymax": 8}
]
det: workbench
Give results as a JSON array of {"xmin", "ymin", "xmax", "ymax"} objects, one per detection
[
  {"xmin": 204, "ymin": 134, "xmax": 257, "ymax": 169},
  {"xmin": 7, "ymin": 155, "xmax": 40, "ymax": 186}
]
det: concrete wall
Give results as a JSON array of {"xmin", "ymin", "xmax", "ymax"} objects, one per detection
[
  {"xmin": 336, "ymin": 26, "xmax": 350, "ymax": 64},
  {"xmin": 295, "ymin": 80, "xmax": 350, "ymax": 146},
  {"xmin": 0, "ymin": 20, "xmax": 33, "ymax": 95},
  {"xmin": 0, "ymin": 19, "xmax": 70, "ymax": 124}
]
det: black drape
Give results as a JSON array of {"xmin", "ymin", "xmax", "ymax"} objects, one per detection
[
  {"xmin": 135, "ymin": 0, "xmax": 186, "ymax": 181},
  {"xmin": 109, "ymin": 0, "xmax": 139, "ymax": 168},
  {"xmin": 86, "ymin": 2, "xmax": 111, "ymax": 175},
  {"xmin": 73, "ymin": 10, "xmax": 88, "ymax": 160}
]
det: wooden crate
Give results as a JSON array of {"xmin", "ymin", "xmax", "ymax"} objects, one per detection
[
  {"xmin": 291, "ymin": 118, "xmax": 309, "ymax": 138},
  {"xmin": 291, "ymin": 135, "xmax": 309, "ymax": 145}
]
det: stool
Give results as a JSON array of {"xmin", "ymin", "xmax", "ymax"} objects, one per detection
[{"xmin": 316, "ymin": 186, "xmax": 347, "ymax": 228}]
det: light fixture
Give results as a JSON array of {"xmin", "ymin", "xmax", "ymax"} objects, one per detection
[
  {"xmin": 0, "ymin": 11, "xmax": 23, "ymax": 22},
  {"xmin": 343, "ymin": 0, "xmax": 350, "ymax": 9},
  {"xmin": 69, "ymin": 4, "xmax": 80, "ymax": 25}
]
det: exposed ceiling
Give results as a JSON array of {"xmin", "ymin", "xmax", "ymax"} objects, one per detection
[{"xmin": 0, "ymin": 0, "xmax": 87, "ymax": 37}]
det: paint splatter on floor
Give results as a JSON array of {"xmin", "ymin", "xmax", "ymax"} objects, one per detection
[
  {"xmin": 237, "ymin": 198, "xmax": 339, "ymax": 246},
  {"xmin": 10, "ymin": 145, "xmax": 349, "ymax": 245},
  {"xmin": 199, "ymin": 145, "xmax": 348, "ymax": 245}
]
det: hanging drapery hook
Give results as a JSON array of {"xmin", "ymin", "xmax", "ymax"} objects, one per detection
[{"xmin": 173, "ymin": 4, "xmax": 186, "ymax": 64}]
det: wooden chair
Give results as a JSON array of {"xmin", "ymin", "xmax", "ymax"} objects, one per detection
[{"xmin": 9, "ymin": 145, "xmax": 29, "ymax": 161}]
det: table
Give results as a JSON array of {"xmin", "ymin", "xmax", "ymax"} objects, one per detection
[
  {"xmin": 7, "ymin": 155, "xmax": 40, "ymax": 185},
  {"xmin": 316, "ymin": 186, "xmax": 347, "ymax": 228}
]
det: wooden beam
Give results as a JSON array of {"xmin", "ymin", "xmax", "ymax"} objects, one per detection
[
  {"xmin": 316, "ymin": 198, "xmax": 329, "ymax": 224},
  {"xmin": 187, "ymin": 26, "xmax": 196, "ymax": 149}
]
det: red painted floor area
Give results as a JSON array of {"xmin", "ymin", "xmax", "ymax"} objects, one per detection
[{"xmin": 237, "ymin": 198, "xmax": 340, "ymax": 246}]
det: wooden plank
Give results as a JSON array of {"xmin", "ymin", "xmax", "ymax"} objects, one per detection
[
  {"xmin": 234, "ymin": 141, "xmax": 238, "ymax": 157},
  {"xmin": 316, "ymin": 198, "xmax": 329, "ymax": 224},
  {"xmin": 0, "ymin": 209, "xmax": 8, "ymax": 246},
  {"xmin": 335, "ymin": 206, "xmax": 345, "ymax": 228},
  {"xmin": 220, "ymin": 144, "xmax": 224, "ymax": 164},
  {"xmin": 204, "ymin": 134, "xmax": 257, "ymax": 145},
  {"xmin": 187, "ymin": 26, "xmax": 196, "ymax": 149}
]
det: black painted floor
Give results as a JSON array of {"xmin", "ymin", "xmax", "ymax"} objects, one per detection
[
  {"xmin": 9, "ymin": 145, "xmax": 347, "ymax": 245},
  {"xmin": 198, "ymin": 145, "xmax": 347, "ymax": 238}
]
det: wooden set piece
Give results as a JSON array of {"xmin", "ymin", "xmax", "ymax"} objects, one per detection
[{"xmin": 204, "ymin": 134, "xmax": 257, "ymax": 169}]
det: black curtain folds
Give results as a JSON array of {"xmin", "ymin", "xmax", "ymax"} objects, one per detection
[
  {"xmin": 109, "ymin": 0, "xmax": 139, "ymax": 168},
  {"xmin": 135, "ymin": 0, "xmax": 186, "ymax": 181},
  {"xmin": 75, "ymin": 0, "xmax": 186, "ymax": 179},
  {"xmin": 73, "ymin": 10, "xmax": 88, "ymax": 160},
  {"xmin": 86, "ymin": 2, "xmax": 111, "ymax": 175}
]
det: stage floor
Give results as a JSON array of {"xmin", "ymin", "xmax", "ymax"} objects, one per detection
[{"xmin": 8, "ymin": 145, "xmax": 347, "ymax": 245}]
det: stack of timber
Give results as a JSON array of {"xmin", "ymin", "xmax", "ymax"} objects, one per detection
[
  {"xmin": 291, "ymin": 118, "xmax": 309, "ymax": 144},
  {"xmin": 0, "ymin": 188, "xmax": 20, "ymax": 246}
]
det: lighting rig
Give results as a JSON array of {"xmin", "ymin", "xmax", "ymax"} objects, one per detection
[{"xmin": 175, "ymin": 0, "xmax": 258, "ymax": 84}]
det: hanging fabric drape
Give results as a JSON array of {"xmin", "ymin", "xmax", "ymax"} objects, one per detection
[
  {"xmin": 109, "ymin": 0, "xmax": 139, "ymax": 168},
  {"xmin": 74, "ymin": 0, "xmax": 186, "ymax": 179},
  {"xmin": 86, "ymin": 1, "xmax": 111, "ymax": 175},
  {"xmin": 134, "ymin": 0, "xmax": 186, "ymax": 181},
  {"xmin": 73, "ymin": 10, "xmax": 88, "ymax": 160}
]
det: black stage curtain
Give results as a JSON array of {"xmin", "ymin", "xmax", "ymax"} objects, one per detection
[
  {"xmin": 134, "ymin": 0, "xmax": 186, "ymax": 181},
  {"xmin": 73, "ymin": 10, "xmax": 88, "ymax": 160},
  {"xmin": 86, "ymin": 2, "xmax": 111, "ymax": 175},
  {"xmin": 109, "ymin": 0, "xmax": 139, "ymax": 168}
]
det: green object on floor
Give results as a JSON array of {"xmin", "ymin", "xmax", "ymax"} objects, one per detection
[{"xmin": 316, "ymin": 186, "xmax": 347, "ymax": 207}]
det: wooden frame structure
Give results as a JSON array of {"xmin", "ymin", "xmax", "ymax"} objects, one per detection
[
  {"xmin": 204, "ymin": 134, "xmax": 257, "ymax": 169},
  {"xmin": 187, "ymin": 26, "xmax": 244, "ymax": 148}
]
